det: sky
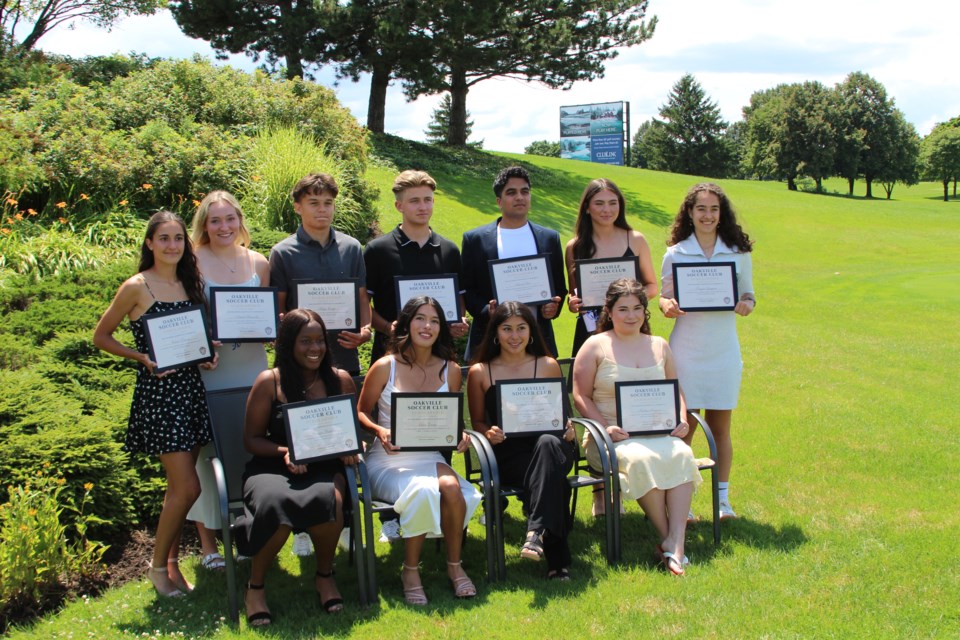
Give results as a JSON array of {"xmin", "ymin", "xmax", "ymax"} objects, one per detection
[{"xmin": 32, "ymin": 0, "xmax": 960, "ymax": 153}]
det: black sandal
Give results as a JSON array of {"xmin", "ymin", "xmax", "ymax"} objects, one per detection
[
  {"xmin": 520, "ymin": 529, "xmax": 545, "ymax": 561},
  {"xmin": 245, "ymin": 583, "xmax": 272, "ymax": 627},
  {"xmin": 547, "ymin": 567, "xmax": 571, "ymax": 581},
  {"xmin": 316, "ymin": 569, "xmax": 344, "ymax": 614}
]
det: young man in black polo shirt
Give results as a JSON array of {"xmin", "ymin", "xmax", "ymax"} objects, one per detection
[{"xmin": 364, "ymin": 170, "xmax": 468, "ymax": 363}]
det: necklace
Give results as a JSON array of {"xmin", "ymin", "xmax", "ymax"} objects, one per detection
[
  {"xmin": 305, "ymin": 371, "xmax": 321, "ymax": 393},
  {"xmin": 211, "ymin": 247, "xmax": 239, "ymax": 273}
]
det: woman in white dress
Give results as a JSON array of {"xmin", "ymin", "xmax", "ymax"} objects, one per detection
[
  {"xmin": 659, "ymin": 183, "xmax": 756, "ymax": 520},
  {"xmin": 188, "ymin": 191, "xmax": 270, "ymax": 570},
  {"xmin": 358, "ymin": 296, "xmax": 481, "ymax": 605},
  {"xmin": 573, "ymin": 278, "xmax": 701, "ymax": 575}
]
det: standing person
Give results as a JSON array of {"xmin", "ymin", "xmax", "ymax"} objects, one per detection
[
  {"xmin": 572, "ymin": 279, "xmax": 701, "ymax": 576},
  {"xmin": 460, "ymin": 166, "xmax": 567, "ymax": 359},
  {"xmin": 466, "ymin": 302, "xmax": 578, "ymax": 580},
  {"xmin": 269, "ymin": 173, "xmax": 371, "ymax": 376},
  {"xmin": 93, "ymin": 211, "xmax": 216, "ymax": 597},
  {"xmin": 357, "ymin": 297, "xmax": 481, "ymax": 605},
  {"xmin": 565, "ymin": 178, "xmax": 658, "ymax": 357},
  {"xmin": 237, "ymin": 309, "xmax": 357, "ymax": 625},
  {"xmin": 363, "ymin": 170, "xmax": 469, "ymax": 543},
  {"xmin": 186, "ymin": 190, "xmax": 270, "ymax": 572},
  {"xmin": 364, "ymin": 170, "xmax": 469, "ymax": 363},
  {"xmin": 658, "ymin": 183, "xmax": 756, "ymax": 520}
]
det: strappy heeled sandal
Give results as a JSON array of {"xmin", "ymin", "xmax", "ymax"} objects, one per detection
[
  {"xmin": 401, "ymin": 563, "xmax": 428, "ymax": 606},
  {"xmin": 446, "ymin": 561, "xmax": 476, "ymax": 598},
  {"xmin": 245, "ymin": 582, "xmax": 272, "ymax": 627},
  {"xmin": 146, "ymin": 564, "xmax": 184, "ymax": 598},
  {"xmin": 316, "ymin": 569, "xmax": 344, "ymax": 614}
]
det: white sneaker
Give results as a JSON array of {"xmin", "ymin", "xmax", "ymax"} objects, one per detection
[
  {"xmin": 378, "ymin": 519, "xmax": 402, "ymax": 543},
  {"xmin": 718, "ymin": 500, "xmax": 738, "ymax": 520},
  {"xmin": 686, "ymin": 510, "xmax": 698, "ymax": 525},
  {"xmin": 337, "ymin": 527, "xmax": 351, "ymax": 552},
  {"xmin": 292, "ymin": 532, "xmax": 313, "ymax": 556}
]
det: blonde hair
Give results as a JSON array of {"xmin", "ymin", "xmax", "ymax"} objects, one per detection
[
  {"xmin": 392, "ymin": 170, "xmax": 437, "ymax": 201},
  {"xmin": 190, "ymin": 190, "xmax": 251, "ymax": 247}
]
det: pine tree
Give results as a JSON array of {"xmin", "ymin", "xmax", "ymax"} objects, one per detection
[{"xmin": 424, "ymin": 94, "xmax": 476, "ymax": 146}]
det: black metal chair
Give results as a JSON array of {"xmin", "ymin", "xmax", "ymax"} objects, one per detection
[{"xmin": 205, "ymin": 386, "xmax": 369, "ymax": 624}]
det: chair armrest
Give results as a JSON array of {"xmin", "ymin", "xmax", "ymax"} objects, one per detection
[
  {"xmin": 572, "ymin": 417, "xmax": 619, "ymax": 480},
  {"xmin": 687, "ymin": 411, "xmax": 718, "ymax": 463}
]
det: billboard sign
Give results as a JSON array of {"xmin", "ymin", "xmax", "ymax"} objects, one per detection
[{"xmin": 560, "ymin": 102, "xmax": 627, "ymax": 166}]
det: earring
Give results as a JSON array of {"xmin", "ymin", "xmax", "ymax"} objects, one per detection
[
  {"xmin": 528, "ymin": 336, "xmax": 534, "ymax": 345},
  {"xmin": 494, "ymin": 337, "xmax": 499, "ymax": 345}
]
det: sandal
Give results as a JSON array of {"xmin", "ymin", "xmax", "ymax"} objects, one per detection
[
  {"xmin": 146, "ymin": 565, "xmax": 184, "ymax": 598},
  {"xmin": 166, "ymin": 559, "xmax": 194, "ymax": 593},
  {"xmin": 662, "ymin": 551, "xmax": 685, "ymax": 576},
  {"xmin": 547, "ymin": 567, "xmax": 571, "ymax": 581},
  {"xmin": 316, "ymin": 569, "xmax": 344, "ymax": 614},
  {"xmin": 245, "ymin": 583, "xmax": 272, "ymax": 627},
  {"xmin": 201, "ymin": 552, "xmax": 225, "ymax": 571},
  {"xmin": 401, "ymin": 563, "xmax": 428, "ymax": 606},
  {"xmin": 447, "ymin": 561, "xmax": 477, "ymax": 598},
  {"xmin": 520, "ymin": 529, "xmax": 545, "ymax": 561}
]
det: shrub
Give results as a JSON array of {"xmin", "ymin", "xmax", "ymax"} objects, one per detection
[{"xmin": 524, "ymin": 140, "xmax": 561, "ymax": 157}]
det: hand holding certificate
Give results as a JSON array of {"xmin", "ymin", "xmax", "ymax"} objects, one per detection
[
  {"xmin": 672, "ymin": 262, "xmax": 738, "ymax": 312},
  {"xmin": 614, "ymin": 380, "xmax": 680, "ymax": 436},
  {"xmin": 142, "ymin": 305, "xmax": 215, "ymax": 373},
  {"xmin": 209, "ymin": 286, "xmax": 279, "ymax": 342},
  {"xmin": 390, "ymin": 392, "xmax": 463, "ymax": 451},
  {"xmin": 488, "ymin": 255, "xmax": 555, "ymax": 306},
  {"xmin": 283, "ymin": 395, "xmax": 362, "ymax": 464},
  {"xmin": 496, "ymin": 378, "xmax": 566, "ymax": 437}
]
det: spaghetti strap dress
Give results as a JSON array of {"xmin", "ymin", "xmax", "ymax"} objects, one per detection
[
  {"xmin": 235, "ymin": 370, "xmax": 342, "ymax": 556},
  {"xmin": 583, "ymin": 338, "xmax": 701, "ymax": 500},
  {"xmin": 364, "ymin": 356, "xmax": 481, "ymax": 538},
  {"xmin": 125, "ymin": 278, "xmax": 212, "ymax": 455}
]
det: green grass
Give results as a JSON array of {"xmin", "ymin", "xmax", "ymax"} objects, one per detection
[{"xmin": 8, "ymin": 142, "xmax": 960, "ymax": 638}]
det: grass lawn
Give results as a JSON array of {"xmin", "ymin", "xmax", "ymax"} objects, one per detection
[{"xmin": 8, "ymin": 149, "xmax": 959, "ymax": 638}]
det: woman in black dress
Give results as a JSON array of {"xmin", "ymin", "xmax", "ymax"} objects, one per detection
[{"xmin": 237, "ymin": 309, "xmax": 358, "ymax": 625}]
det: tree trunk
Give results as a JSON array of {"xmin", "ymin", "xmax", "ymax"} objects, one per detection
[
  {"xmin": 944, "ymin": 180, "xmax": 949, "ymax": 202},
  {"xmin": 279, "ymin": 0, "xmax": 304, "ymax": 79},
  {"xmin": 953, "ymin": 179, "xmax": 957, "ymax": 197},
  {"xmin": 446, "ymin": 66, "xmax": 469, "ymax": 147},
  {"xmin": 366, "ymin": 63, "xmax": 390, "ymax": 133},
  {"xmin": 787, "ymin": 177, "xmax": 797, "ymax": 191},
  {"xmin": 864, "ymin": 178, "xmax": 873, "ymax": 198},
  {"xmin": 847, "ymin": 177, "xmax": 855, "ymax": 196},
  {"xmin": 815, "ymin": 177, "xmax": 823, "ymax": 192}
]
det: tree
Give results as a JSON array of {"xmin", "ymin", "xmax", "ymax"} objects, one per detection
[
  {"xmin": 629, "ymin": 118, "xmax": 667, "ymax": 170},
  {"xmin": 876, "ymin": 110, "xmax": 920, "ymax": 199},
  {"xmin": 642, "ymin": 74, "xmax": 732, "ymax": 177},
  {"xmin": 1, "ymin": 0, "xmax": 161, "ymax": 54},
  {"xmin": 424, "ymin": 93, "xmax": 475, "ymax": 145},
  {"xmin": 920, "ymin": 124, "xmax": 960, "ymax": 202},
  {"xmin": 834, "ymin": 72, "xmax": 899, "ymax": 198},
  {"xmin": 524, "ymin": 140, "xmax": 560, "ymax": 157}
]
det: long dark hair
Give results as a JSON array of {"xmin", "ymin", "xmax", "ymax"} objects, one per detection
[
  {"xmin": 471, "ymin": 301, "xmax": 549, "ymax": 364},
  {"xmin": 138, "ymin": 210, "xmax": 205, "ymax": 305},
  {"xmin": 668, "ymin": 183, "xmax": 753, "ymax": 253},
  {"xmin": 273, "ymin": 309, "xmax": 341, "ymax": 402},
  {"xmin": 571, "ymin": 178, "xmax": 632, "ymax": 260},
  {"xmin": 388, "ymin": 296, "xmax": 456, "ymax": 378},
  {"xmin": 597, "ymin": 278, "xmax": 652, "ymax": 335}
]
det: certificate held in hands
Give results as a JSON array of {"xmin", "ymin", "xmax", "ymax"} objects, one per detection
[
  {"xmin": 294, "ymin": 279, "xmax": 360, "ymax": 331},
  {"xmin": 615, "ymin": 380, "xmax": 680, "ymax": 436},
  {"xmin": 672, "ymin": 261, "xmax": 738, "ymax": 312},
  {"xmin": 575, "ymin": 256, "xmax": 640, "ymax": 310},
  {"xmin": 283, "ymin": 395, "xmax": 362, "ymax": 465},
  {"xmin": 142, "ymin": 305, "xmax": 215, "ymax": 373},
  {"xmin": 496, "ymin": 378, "xmax": 566, "ymax": 437},
  {"xmin": 391, "ymin": 392, "xmax": 463, "ymax": 452},
  {"xmin": 488, "ymin": 255, "xmax": 555, "ymax": 306},
  {"xmin": 209, "ymin": 286, "xmax": 279, "ymax": 342},
  {"xmin": 394, "ymin": 274, "xmax": 463, "ymax": 322}
]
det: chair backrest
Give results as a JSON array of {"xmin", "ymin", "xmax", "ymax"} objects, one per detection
[{"xmin": 206, "ymin": 386, "xmax": 253, "ymax": 506}]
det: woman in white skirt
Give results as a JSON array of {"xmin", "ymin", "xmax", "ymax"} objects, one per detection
[
  {"xmin": 659, "ymin": 183, "xmax": 756, "ymax": 520},
  {"xmin": 358, "ymin": 296, "xmax": 481, "ymax": 605}
]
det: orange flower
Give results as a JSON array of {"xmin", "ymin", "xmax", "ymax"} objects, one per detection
[
  {"xmin": 5, "ymin": 218, "xmax": 12, "ymax": 224},
  {"xmin": 192, "ymin": 199, "xmax": 201, "ymax": 207},
  {"xmin": 55, "ymin": 201, "xmax": 67, "ymax": 209},
  {"xmin": 83, "ymin": 482, "xmax": 94, "ymax": 491},
  {"xmin": 1, "ymin": 228, "xmax": 10, "ymax": 235},
  {"xmin": 5, "ymin": 198, "xmax": 16, "ymax": 206},
  {"xmin": 14, "ymin": 213, "xmax": 23, "ymax": 221},
  {"xmin": 80, "ymin": 193, "xmax": 89, "ymax": 200},
  {"xmin": 119, "ymin": 199, "xmax": 128, "ymax": 206},
  {"xmin": 58, "ymin": 217, "xmax": 68, "ymax": 224},
  {"xmin": 142, "ymin": 183, "xmax": 153, "ymax": 190},
  {"xmin": 251, "ymin": 175, "xmax": 261, "ymax": 182},
  {"xmin": 27, "ymin": 208, "xmax": 37, "ymax": 216}
]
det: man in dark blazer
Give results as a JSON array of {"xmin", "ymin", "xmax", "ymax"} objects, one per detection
[{"xmin": 461, "ymin": 166, "xmax": 567, "ymax": 358}]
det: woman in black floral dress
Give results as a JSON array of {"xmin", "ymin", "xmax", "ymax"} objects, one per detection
[{"xmin": 94, "ymin": 211, "xmax": 216, "ymax": 597}]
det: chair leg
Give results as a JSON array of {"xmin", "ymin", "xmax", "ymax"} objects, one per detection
[
  {"xmin": 223, "ymin": 525, "xmax": 239, "ymax": 625},
  {"xmin": 711, "ymin": 468, "xmax": 721, "ymax": 545}
]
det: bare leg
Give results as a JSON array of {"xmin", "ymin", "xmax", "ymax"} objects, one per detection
[
  {"xmin": 401, "ymin": 534, "xmax": 428, "ymax": 604},
  {"xmin": 196, "ymin": 522, "xmax": 220, "ymax": 559},
  {"xmin": 245, "ymin": 525, "xmax": 291, "ymax": 621},
  {"xmin": 437, "ymin": 463, "xmax": 473, "ymax": 595},
  {"xmin": 662, "ymin": 482, "xmax": 694, "ymax": 562},
  {"xmin": 704, "ymin": 409, "xmax": 733, "ymax": 483},
  {"xmin": 310, "ymin": 480, "xmax": 345, "ymax": 611},
  {"xmin": 636, "ymin": 488, "xmax": 668, "ymax": 540},
  {"xmin": 150, "ymin": 449, "xmax": 200, "ymax": 595}
]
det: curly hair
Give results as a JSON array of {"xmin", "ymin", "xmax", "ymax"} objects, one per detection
[
  {"xmin": 387, "ymin": 296, "xmax": 456, "ymax": 378},
  {"xmin": 493, "ymin": 166, "xmax": 531, "ymax": 198},
  {"xmin": 470, "ymin": 301, "xmax": 549, "ymax": 364},
  {"xmin": 597, "ymin": 278, "xmax": 651, "ymax": 335},
  {"xmin": 138, "ymin": 210, "xmax": 205, "ymax": 305},
  {"xmin": 273, "ymin": 309, "xmax": 341, "ymax": 402},
  {"xmin": 667, "ymin": 183, "xmax": 753, "ymax": 253},
  {"xmin": 571, "ymin": 178, "xmax": 632, "ymax": 260}
]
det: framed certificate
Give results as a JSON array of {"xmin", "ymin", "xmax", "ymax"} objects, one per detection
[
  {"xmin": 294, "ymin": 279, "xmax": 360, "ymax": 331},
  {"xmin": 141, "ymin": 305, "xmax": 215, "ymax": 373},
  {"xmin": 390, "ymin": 392, "xmax": 463, "ymax": 452},
  {"xmin": 209, "ymin": 286, "xmax": 279, "ymax": 342},
  {"xmin": 672, "ymin": 262, "xmax": 738, "ymax": 312},
  {"xmin": 575, "ymin": 256, "xmax": 641, "ymax": 310},
  {"xmin": 496, "ymin": 377, "xmax": 566, "ymax": 437},
  {"xmin": 615, "ymin": 379, "xmax": 681, "ymax": 436},
  {"xmin": 282, "ymin": 394, "xmax": 362, "ymax": 464},
  {"xmin": 394, "ymin": 274, "xmax": 463, "ymax": 322},
  {"xmin": 488, "ymin": 255, "xmax": 555, "ymax": 307}
]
